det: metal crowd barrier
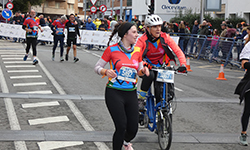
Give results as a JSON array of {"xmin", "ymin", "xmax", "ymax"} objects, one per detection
[{"xmin": 169, "ymin": 32, "xmax": 243, "ymax": 68}]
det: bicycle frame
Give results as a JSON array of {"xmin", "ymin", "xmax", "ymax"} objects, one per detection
[{"xmin": 145, "ymin": 82, "xmax": 170, "ymax": 132}]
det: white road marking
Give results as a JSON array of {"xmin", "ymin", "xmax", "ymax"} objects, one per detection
[
  {"xmin": 2, "ymin": 58, "xmax": 24, "ymax": 60},
  {"xmin": 13, "ymin": 82, "xmax": 47, "ymax": 87},
  {"xmin": 17, "ymin": 90, "xmax": 53, "ymax": 94},
  {"xmin": 28, "ymin": 116, "xmax": 69, "ymax": 125},
  {"xmin": 37, "ymin": 141, "xmax": 84, "ymax": 150},
  {"xmin": 0, "ymin": 52, "xmax": 24, "ymax": 54},
  {"xmin": 174, "ymin": 87, "xmax": 183, "ymax": 92},
  {"xmin": 10, "ymin": 75, "xmax": 42, "ymax": 79},
  {"xmin": 91, "ymin": 53, "xmax": 101, "ymax": 58},
  {"xmin": 7, "ymin": 70, "xmax": 39, "ymax": 73},
  {"xmin": 1, "ymin": 55, "xmax": 23, "ymax": 57},
  {"xmin": 38, "ymin": 59, "xmax": 110, "ymax": 150},
  {"xmin": 22, "ymin": 101, "xmax": 60, "ymax": 108},
  {"xmin": 0, "ymin": 57, "xmax": 27, "ymax": 149},
  {"xmin": 5, "ymin": 65, "xmax": 35, "ymax": 68},
  {"xmin": 4, "ymin": 61, "xmax": 32, "ymax": 64}
]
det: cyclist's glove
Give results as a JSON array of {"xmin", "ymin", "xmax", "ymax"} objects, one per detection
[
  {"xmin": 177, "ymin": 65, "xmax": 187, "ymax": 73},
  {"xmin": 143, "ymin": 61, "xmax": 152, "ymax": 69}
]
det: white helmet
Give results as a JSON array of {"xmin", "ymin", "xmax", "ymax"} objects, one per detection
[{"xmin": 145, "ymin": 15, "xmax": 163, "ymax": 27}]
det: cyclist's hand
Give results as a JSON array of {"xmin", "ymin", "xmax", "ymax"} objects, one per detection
[
  {"xmin": 106, "ymin": 69, "xmax": 117, "ymax": 78},
  {"xmin": 177, "ymin": 65, "xmax": 187, "ymax": 73}
]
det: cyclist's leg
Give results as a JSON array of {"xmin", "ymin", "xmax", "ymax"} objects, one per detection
[
  {"xmin": 139, "ymin": 70, "xmax": 155, "ymax": 98},
  {"xmin": 154, "ymin": 80, "xmax": 164, "ymax": 104}
]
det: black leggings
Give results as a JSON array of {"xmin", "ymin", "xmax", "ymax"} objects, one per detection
[
  {"xmin": 141, "ymin": 70, "xmax": 164, "ymax": 104},
  {"xmin": 26, "ymin": 37, "xmax": 37, "ymax": 56},
  {"xmin": 241, "ymin": 92, "xmax": 250, "ymax": 132},
  {"xmin": 105, "ymin": 87, "xmax": 138, "ymax": 150},
  {"xmin": 52, "ymin": 35, "xmax": 64, "ymax": 57}
]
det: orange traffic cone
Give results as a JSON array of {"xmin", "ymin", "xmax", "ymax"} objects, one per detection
[
  {"xmin": 216, "ymin": 64, "xmax": 227, "ymax": 80},
  {"xmin": 186, "ymin": 57, "xmax": 192, "ymax": 72}
]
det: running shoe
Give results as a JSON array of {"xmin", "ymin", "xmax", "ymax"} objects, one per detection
[
  {"xmin": 74, "ymin": 57, "xmax": 79, "ymax": 63},
  {"xmin": 60, "ymin": 57, "xmax": 64, "ymax": 62},
  {"xmin": 52, "ymin": 55, "xmax": 55, "ymax": 61},
  {"xmin": 240, "ymin": 133, "xmax": 248, "ymax": 146},
  {"xmin": 123, "ymin": 143, "xmax": 134, "ymax": 150},
  {"xmin": 23, "ymin": 55, "xmax": 28, "ymax": 61},
  {"xmin": 65, "ymin": 54, "xmax": 68, "ymax": 61},
  {"xmin": 33, "ymin": 59, "xmax": 38, "ymax": 65}
]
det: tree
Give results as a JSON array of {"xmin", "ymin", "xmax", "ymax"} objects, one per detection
[{"xmin": 12, "ymin": 0, "xmax": 44, "ymax": 13}]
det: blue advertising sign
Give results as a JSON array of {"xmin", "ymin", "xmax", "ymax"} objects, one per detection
[{"xmin": 2, "ymin": 9, "xmax": 12, "ymax": 19}]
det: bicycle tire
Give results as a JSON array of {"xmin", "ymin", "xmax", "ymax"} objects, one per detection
[{"xmin": 157, "ymin": 112, "xmax": 172, "ymax": 150}]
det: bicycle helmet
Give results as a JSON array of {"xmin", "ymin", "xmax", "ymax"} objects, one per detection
[{"xmin": 145, "ymin": 15, "xmax": 163, "ymax": 27}]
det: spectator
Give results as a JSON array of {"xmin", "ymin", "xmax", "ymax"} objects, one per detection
[
  {"xmin": 178, "ymin": 23, "xmax": 186, "ymax": 52},
  {"xmin": 98, "ymin": 20, "xmax": 108, "ymax": 49},
  {"xmin": 171, "ymin": 20, "xmax": 179, "ymax": 32},
  {"xmin": 85, "ymin": 18, "xmax": 96, "ymax": 50},
  {"xmin": 110, "ymin": 18, "xmax": 118, "ymax": 32},
  {"xmin": 138, "ymin": 20, "xmax": 145, "ymax": 34},
  {"xmin": 44, "ymin": 18, "xmax": 50, "ymax": 26},
  {"xmin": 225, "ymin": 24, "xmax": 236, "ymax": 38},
  {"xmin": 192, "ymin": 20, "xmax": 199, "ymax": 34},
  {"xmin": 211, "ymin": 29, "xmax": 220, "ymax": 60},
  {"xmin": 93, "ymin": 18, "xmax": 101, "ymax": 29},
  {"xmin": 207, "ymin": 21, "xmax": 213, "ymax": 35},
  {"xmin": 12, "ymin": 11, "xmax": 23, "ymax": 25},
  {"xmin": 39, "ymin": 15, "xmax": 46, "ymax": 27},
  {"xmin": 161, "ymin": 21, "xmax": 168, "ymax": 33},
  {"xmin": 119, "ymin": 18, "xmax": 123, "ymax": 24},
  {"xmin": 167, "ymin": 23, "xmax": 174, "ymax": 33},
  {"xmin": 104, "ymin": 16, "xmax": 110, "ymax": 30},
  {"xmin": 0, "ymin": 11, "xmax": 5, "ymax": 23},
  {"xmin": 199, "ymin": 20, "xmax": 209, "ymax": 36},
  {"xmin": 220, "ymin": 23, "xmax": 227, "ymax": 37},
  {"xmin": 221, "ymin": 24, "xmax": 236, "ymax": 59},
  {"xmin": 189, "ymin": 20, "xmax": 199, "ymax": 55}
]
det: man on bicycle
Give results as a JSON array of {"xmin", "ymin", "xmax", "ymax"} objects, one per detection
[{"xmin": 135, "ymin": 15, "xmax": 187, "ymax": 107}]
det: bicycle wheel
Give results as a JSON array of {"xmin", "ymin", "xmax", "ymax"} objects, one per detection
[{"xmin": 157, "ymin": 112, "xmax": 172, "ymax": 150}]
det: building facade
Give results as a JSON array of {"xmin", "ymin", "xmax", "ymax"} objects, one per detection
[{"xmin": 132, "ymin": 0, "xmax": 250, "ymax": 23}]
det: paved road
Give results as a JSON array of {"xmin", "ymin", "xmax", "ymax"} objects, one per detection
[{"xmin": 0, "ymin": 40, "xmax": 249, "ymax": 150}]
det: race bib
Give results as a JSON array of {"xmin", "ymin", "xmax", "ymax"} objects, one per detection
[
  {"xmin": 57, "ymin": 28, "xmax": 64, "ymax": 34},
  {"xmin": 156, "ymin": 69, "xmax": 174, "ymax": 83},
  {"xmin": 69, "ymin": 27, "xmax": 75, "ymax": 32},
  {"xmin": 117, "ymin": 67, "xmax": 137, "ymax": 83},
  {"xmin": 33, "ymin": 26, "xmax": 38, "ymax": 30}
]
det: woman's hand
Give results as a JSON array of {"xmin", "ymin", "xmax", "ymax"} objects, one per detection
[
  {"xmin": 139, "ymin": 66, "xmax": 150, "ymax": 76},
  {"xmin": 105, "ymin": 69, "xmax": 117, "ymax": 78}
]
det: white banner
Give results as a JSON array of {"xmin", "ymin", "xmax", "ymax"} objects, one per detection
[{"xmin": 0, "ymin": 23, "xmax": 179, "ymax": 46}]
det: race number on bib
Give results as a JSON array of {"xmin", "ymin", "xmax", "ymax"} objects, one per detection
[
  {"xmin": 57, "ymin": 28, "xmax": 64, "ymax": 33},
  {"xmin": 117, "ymin": 67, "xmax": 137, "ymax": 83},
  {"xmin": 69, "ymin": 27, "xmax": 75, "ymax": 32},
  {"xmin": 156, "ymin": 69, "xmax": 175, "ymax": 83}
]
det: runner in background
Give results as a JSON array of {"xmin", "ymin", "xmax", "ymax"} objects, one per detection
[
  {"xmin": 65, "ymin": 14, "xmax": 80, "ymax": 63},
  {"xmin": 22, "ymin": 9, "xmax": 43, "ymax": 65},
  {"xmin": 51, "ymin": 16, "xmax": 68, "ymax": 61}
]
